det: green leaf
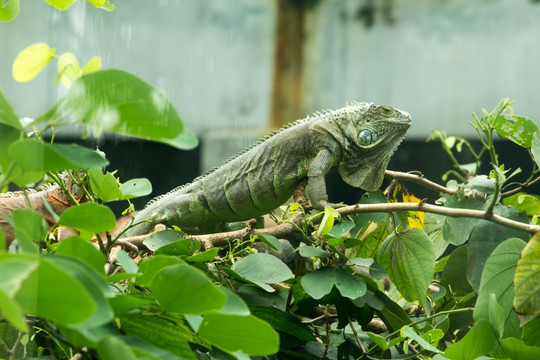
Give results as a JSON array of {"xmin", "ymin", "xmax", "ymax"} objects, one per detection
[
  {"xmin": 215, "ymin": 288, "xmax": 250, "ymax": 316},
  {"xmin": 401, "ymin": 325, "xmax": 442, "ymax": 354},
  {"xmin": 12, "ymin": 209, "xmax": 47, "ymax": 252},
  {"xmin": 0, "ymin": 123, "xmax": 22, "ymax": 175},
  {"xmin": 118, "ymin": 178, "xmax": 152, "ymax": 199},
  {"xmin": 135, "ymin": 255, "xmax": 185, "ymax": 287},
  {"xmin": 474, "ymin": 238, "xmax": 525, "ymax": 338},
  {"xmin": 186, "ymin": 247, "xmax": 219, "ymax": 263},
  {"xmin": 500, "ymin": 337, "xmax": 540, "ymax": 359},
  {"xmin": 106, "ymin": 272, "xmax": 138, "ymax": 283},
  {"xmin": 503, "ymin": 192, "xmax": 540, "ymax": 216},
  {"xmin": 250, "ymin": 305, "xmax": 315, "ymax": 341},
  {"xmin": 351, "ymin": 258, "xmax": 386, "ymax": 279},
  {"xmin": 151, "ymin": 264, "xmax": 226, "ymax": 314},
  {"xmin": 522, "ymin": 317, "xmax": 540, "ymax": 346},
  {"xmin": 50, "ymin": 254, "xmax": 114, "ymax": 329},
  {"xmin": 488, "ymin": 294, "xmax": 505, "ymax": 338},
  {"xmin": 531, "ymin": 131, "xmax": 540, "ymax": 169},
  {"xmin": 301, "ymin": 267, "xmax": 366, "ymax": 300},
  {"xmin": 327, "ymin": 220, "xmax": 355, "ymax": 238},
  {"xmin": 154, "ymin": 237, "xmax": 200, "ymax": 256},
  {"xmin": 373, "ymin": 290, "xmax": 412, "ymax": 332},
  {"xmin": 198, "ymin": 313, "xmax": 279, "ymax": 356},
  {"xmin": 0, "ymin": 0, "xmax": 19, "ymax": 22},
  {"xmin": 0, "ymin": 256, "xmax": 37, "ymax": 331},
  {"xmin": 440, "ymin": 246, "xmax": 473, "ymax": 296},
  {"xmin": 119, "ymin": 311, "xmax": 194, "ymax": 359},
  {"xmin": 466, "ymin": 205, "xmax": 529, "ymax": 291},
  {"xmin": 422, "ymin": 328, "xmax": 444, "ymax": 348},
  {"xmin": 143, "ymin": 229, "xmax": 186, "ymax": 252},
  {"xmin": 348, "ymin": 221, "xmax": 388, "ymax": 258},
  {"xmin": 161, "ymin": 128, "xmax": 199, "ymax": 151},
  {"xmin": 257, "ymin": 234, "xmax": 282, "ymax": 252},
  {"xmin": 88, "ymin": 169, "xmax": 147, "ymax": 203},
  {"xmin": 318, "ymin": 207, "xmax": 338, "ymax": 236},
  {"xmin": 9, "ymin": 140, "xmax": 108, "ymax": 172},
  {"xmin": 81, "ymin": 56, "xmax": 101, "ymax": 75},
  {"xmin": 85, "ymin": 0, "xmax": 107, "ymax": 8},
  {"xmin": 351, "ymin": 191, "xmax": 390, "ymax": 237},
  {"xmin": 59, "ymin": 203, "xmax": 116, "ymax": 233},
  {"xmin": 98, "ymin": 0, "xmax": 115, "ymax": 11},
  {"xmin": 56, "ymin": 52, "xmax": 80, "ymax": 88},
  {"xmin": 232, "ymin": 253, "xmax": 293, "ymax": 291},
  {"xmin": 3, "ymin": 253, "xmax": 97, "ymax": 325},
  {"xmin": 300, "ymin": 266, "xmax": 335, "ymax": 299},
  {"xmin": 116, "ymin": 250, "xmax": 138, "ymax": 274},
  {"xmin": 441, "ymin": 193, "xmax": 486, "ymax": 245},
  {"xmin": 88, "ymin": 168, "xmax": 123, "ymax": 202},
  {"xmin": 97, "ymin": 335, "xmax": 137, "ymax": 360},
  {"xmin": 376, "ymin": 228, "xmax": 435, "ymax": 307},
  {"xmin": 55, "ymin": 236, "xmax": 106, "ymax": 276},
  {"xmin": 108, "ymin": 295, "xmax": 154, "ymax": 317},
  {"xmin": 0, "ymin": 256, "xmax": 38, "ymax": 296},
  {"xmin": 12, "ymin": 43, "xmax": 55, "ymax": 82},
  {"xmin": 466, "ymin": 175, "xmax": 495, "ymax": 194},
  {"xmin": 444, "ymin": 319, "xmax": 495, "ymax": 360},
  {"xmin": 0, "ymin": 287, "xmax": 27, "ymax": 331},
  {"xmin": 494, "ymin": 115, "xmax": 539, "ymax": 148},
  {"xmin": 334, "ymin": 269, "xmax": 367, "ymax": 299},
  {"xmin": 298, "ymin": 245, "xmax": 332, "ymax": 258},
  {"xmin": 366, "ymin": 332, "xmax": 388, "ymax": 350},
  {"xmin": 39, "ymin": 70, "xmax": 186, "ymax": 147},
  {"xmin": 122, "ymin": 337, "xmax": 182, "ymax": 360},
  {"xmin": 0, "ymin": 87, "xmax": 21, "ymax": 128},
  {"xmin": 514, "ymin": 232, "xmax": 540, "ymax": 315}
]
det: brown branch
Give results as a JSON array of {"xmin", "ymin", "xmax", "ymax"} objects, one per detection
[
  {"xmin": 119, "ymin": 215, "xmax": 306, "ymax": 251},
  {"xmin": 384, "ymin": 170, "xmax": 456, "ymax": 194},
  {"xmin": 117, "ymin": 199, "xmax": 538, "ymax": 254},
  {"xmin": 501, "ymin": 175, "xmax": 540, "ymax": 198},
  {"xmin": 197, "ymin": 216, "xmax": 305, "ymax": 250},
  {"xmin": 338, "ymin": 202, "xmax": 540, "ymax": 234}
]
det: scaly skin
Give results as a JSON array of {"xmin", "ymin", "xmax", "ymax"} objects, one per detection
[{"xmin": 123, "ymin": 102, "xmax": 411, "ymax": 237}]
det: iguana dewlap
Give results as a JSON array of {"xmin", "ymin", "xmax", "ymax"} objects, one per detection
[{"xmin": 123, "ymin": 102, "xmax": 411, "ymax": 237}]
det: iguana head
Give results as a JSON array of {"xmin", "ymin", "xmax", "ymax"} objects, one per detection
[{"xmin": 332, "ymin": 102, "xmax": 411, "ymax": 191}]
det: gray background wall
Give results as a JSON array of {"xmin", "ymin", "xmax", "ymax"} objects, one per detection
[{"xmin": 1, "ymin": 0, "xmax": 539, "ymax": 173}]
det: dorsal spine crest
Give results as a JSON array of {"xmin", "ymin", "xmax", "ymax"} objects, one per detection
[{"xmin": 143, "ymin": 108, "xmax": 334, "ymax": 209}]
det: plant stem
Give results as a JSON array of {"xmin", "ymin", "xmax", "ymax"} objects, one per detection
[
  {"xmin": 337, "ymin": 202, "xmax": 539, "ymax": 234},
  {"xmin": 47, "ymin": 172, "xmax": 78, "ymax": 206}
]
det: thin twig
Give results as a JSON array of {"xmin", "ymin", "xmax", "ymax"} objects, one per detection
[
  {"xmin": 344, "ymin": 301, "xmax": 367, "ymax": 355},
  {"xmin": 320, "ymin": 316, "xmax": 331, "ymax": 360},
  {"xmin": 302, "ymin": 313, "xmax": 338, "ymax": 325},
  {"xmin": 384, "ymin": 170, "xmax": 456, "ymax": 194},
  {"xmin": 501, "ymin": 175, "xmax": 540, "ymax": 198},
  {"xmin": 338, "ymin": 202, "xmax": 539, "ymax": 234}
]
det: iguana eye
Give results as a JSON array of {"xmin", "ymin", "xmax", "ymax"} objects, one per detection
[{"xmin": 358, "ymin": 129, "xmax": 378, "ymax": 146}]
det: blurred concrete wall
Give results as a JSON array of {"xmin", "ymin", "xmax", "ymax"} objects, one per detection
[{"xmin": 1, "ymin": 0, "xmax": 540, "ymax": 170}]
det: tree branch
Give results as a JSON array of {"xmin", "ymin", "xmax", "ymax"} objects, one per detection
[
  {"xmin": 501, "ymin": 175, "xmax": 540, "ymax": 198},
  {"xmin": 339, "ymin": 202, "xmax": 539, "ymax": 234},
  {"xmin": 118, "ymin": 199, "xmax": 538, "ymax": 254},
  {"xmin": 384, "ymin": 170, "xmax": 456, "ymax": 194}
]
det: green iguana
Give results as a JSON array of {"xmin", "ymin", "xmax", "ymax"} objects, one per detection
[{"xmin": 123, "ymin": 102, "xmax": 411, "ymax": 238}]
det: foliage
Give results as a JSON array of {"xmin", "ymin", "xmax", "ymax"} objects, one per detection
[
  {"xmin": 2, "ymin": 6, "xmax": 540, "ymax": 360},
  {"xmin": 0, "ymin": 0, "xmax": 113, "ymax": 22}
]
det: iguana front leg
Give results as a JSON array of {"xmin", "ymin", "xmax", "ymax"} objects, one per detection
[{"xmin": 308, "ymin": 148, "xmax": 344, "ymax": 210}]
